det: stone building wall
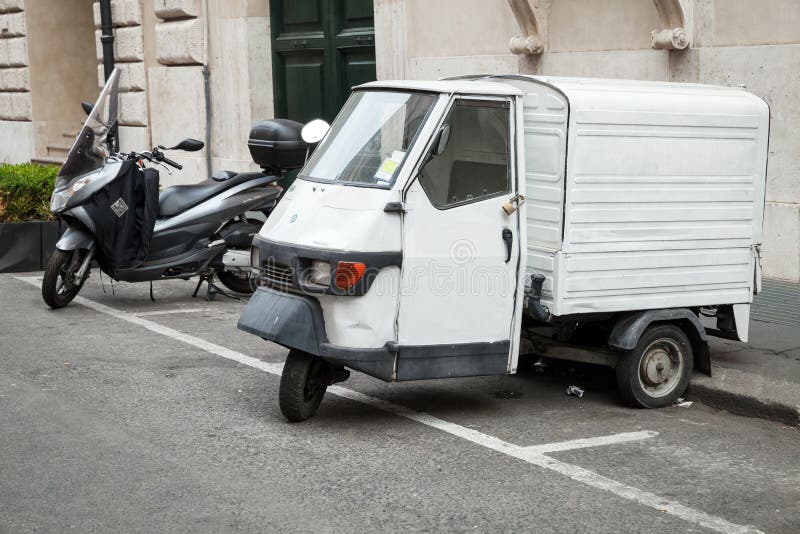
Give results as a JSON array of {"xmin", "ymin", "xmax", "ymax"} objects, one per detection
[
  {"xmin": 1, "ymin": 1, "xmax": 796, "ymax": 280},
  {"xmin": 89, "ymin": 0, "xmax": 271, "ymax": 185},
  {"xmin": 374, "ymin": 0, "xmax": 800, "ymax": 282},
  {"xmin": 0, "ymin": 0, "xmax": 32, "ymax": 163}
]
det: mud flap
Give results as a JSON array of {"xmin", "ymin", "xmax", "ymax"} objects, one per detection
[{"xmin": 237, "ymin": 286, "xmax": 328, "ymax": 355}]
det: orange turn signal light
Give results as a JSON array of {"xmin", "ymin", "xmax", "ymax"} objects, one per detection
[{"xmin": 333, "ymin": 261, "xmax": 366, "ymax": 290}]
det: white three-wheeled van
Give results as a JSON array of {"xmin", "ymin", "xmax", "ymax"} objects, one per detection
[{"xmin": 238, "ymin": 75, "xmax": 770, "ymax": 421}]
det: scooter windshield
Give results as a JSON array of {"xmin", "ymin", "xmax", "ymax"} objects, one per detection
[
  {"xmin": 301, "ymin": 90, "xmax": 437, "ymax": 187},
  {"xmin": 56, "ymin": 68, "xmax": 120, "ymax": 185}
]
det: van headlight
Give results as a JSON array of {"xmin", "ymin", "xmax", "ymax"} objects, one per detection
[{"xmin": 309, "ymin": 260, "xmax": 331, "ymax": 285}]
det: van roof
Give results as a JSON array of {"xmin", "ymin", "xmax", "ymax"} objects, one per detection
[
  {"xmin": 358, "ymin": 75, "xmax": 767, "ymax": 116},
  {"xmin": 356, "ymin": 79, "xmax": 523, "ymax": 96}
]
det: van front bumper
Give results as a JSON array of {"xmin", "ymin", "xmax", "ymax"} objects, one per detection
[
  {"xmin": 238, "ymin": 287, "xmax": 509, "ymax": 382},
  {"xmin": 237, "ymin": 287, "xmax": 396, "ymax": 380}
]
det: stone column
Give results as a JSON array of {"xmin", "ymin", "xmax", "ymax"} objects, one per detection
[
  {"xmin": 150, "ymin": 0, "xmax": 208, "ymax": 183},
  {"xmin": 0, "ymin": 0, "xmax": 33, "ymax": 163},
  {"xmin": 374, "ymin": 0, "xmax": 409, "ymax": 80},
  {"xmin": 93, "ymin": 0, "xmax": 150, "ymax": 153}
]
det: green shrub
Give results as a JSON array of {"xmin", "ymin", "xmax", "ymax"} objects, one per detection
[{"xmin": 0, "ymin": 163, "xmax": 59, "ymax": 223}]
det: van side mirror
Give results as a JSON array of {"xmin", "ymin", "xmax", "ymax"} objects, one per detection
[
  {"xmin": 167, "ymin": 138, "xmax": 204, "ymax": 152},
  {"xmin": 434, "ymin": 124, "xmax": 451, "ymax": 156},
  {"xmin": 81, "ymin": 101, "xmax": 93, "ymax": 116},
  {"xmin": 423, "ymin": 124, "xmax": 451, "ymax": 167}
]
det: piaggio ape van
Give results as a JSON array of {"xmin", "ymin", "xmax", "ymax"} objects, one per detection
[{"xmin": 237, "ymin": 75, "xmax": 770, "ymax": 421}]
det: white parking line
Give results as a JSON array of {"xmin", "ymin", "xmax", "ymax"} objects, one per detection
[
  {"xmin": 17, "ymin": 275, "xmax": 763, "ymax": 534},
  {"xmin": 135, "ymin": 308, "xmax": 209, "ymax": 317},
  {"xmin": 517, "ymin": 430, "xmax": 658, "ymax": 455}
]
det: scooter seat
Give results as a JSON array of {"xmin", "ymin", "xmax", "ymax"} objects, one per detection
[{"xmin": 158, "ymin": 171, "xmax": 274, "ymax": 218}]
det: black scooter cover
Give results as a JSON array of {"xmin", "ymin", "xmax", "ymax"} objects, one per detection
[{"xmin": 82, "ymin": 159, "xmax": 159, "ymax": 277}]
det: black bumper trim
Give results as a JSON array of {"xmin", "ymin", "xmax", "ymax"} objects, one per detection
[{"xmin": 252, "ymin": 235, "xmax": 401, "ymax": 296}]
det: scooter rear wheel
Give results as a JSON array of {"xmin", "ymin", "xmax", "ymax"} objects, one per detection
[
  {"xmin": 215, "ymin": 269, "xmax": 255, "ymax": 294},
  {"xmin": 279, "ymin": 350, "xmax": 329, "ymax": 422},
  {"xmin": 41, "ymin": 249, "xmax": 86, "ymax": 309}
]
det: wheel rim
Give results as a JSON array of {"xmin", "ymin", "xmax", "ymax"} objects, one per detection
[
  {"xmin": 303, "ymin": 360, "xmax": 327, "ymax": 403},
  {"xmin": 56, "ymin": 252, "xmax": 76, "ymax": 295},
  {"xmin": 637, "ymin": 338, "xmax": 685, "ymax": 398}
]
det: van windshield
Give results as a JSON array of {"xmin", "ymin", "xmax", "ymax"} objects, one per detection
[{"xmin": 300, "ymin": 91, "xmax": 437, "ymax": 187}]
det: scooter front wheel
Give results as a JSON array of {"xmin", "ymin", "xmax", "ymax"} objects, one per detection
[
  {"xmin": 41, "ymin": 249, "xmax": 86, "ymax": 309},
  {"xmin": 279, "ymin": 350, "xmax": 329, "ymax": 422}
]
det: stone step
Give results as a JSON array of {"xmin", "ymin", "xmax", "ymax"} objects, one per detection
[
  {"xmin": 46, "ymin": 145, "xmax": 71, "ymax": 157},
  {"xmin": 31, "ymin": 156, "xmax": 65, "ymax": 166}
]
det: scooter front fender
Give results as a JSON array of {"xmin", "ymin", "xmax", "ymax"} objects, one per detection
[{"xmin": 56, "ymin": 224, "xmax": 95, "ymax": 251}]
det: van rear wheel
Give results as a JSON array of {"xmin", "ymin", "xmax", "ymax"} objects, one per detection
[
  {"xmin": 616, "ymin": 324, "xmax": 693, "ymax": 408},
  {"xmin": 279, "ymin": 350, "xmax": 329, "ymax": 422}
]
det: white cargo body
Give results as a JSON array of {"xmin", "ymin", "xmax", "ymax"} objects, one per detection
[
  {"xmin": 239, "ymin": 74, "xmax": 772, "ymax": 419},
  {"xmin": 492, "ymin": 76, "xmax": 769, "ymax": 326}
]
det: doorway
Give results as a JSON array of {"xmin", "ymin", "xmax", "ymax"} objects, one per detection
[
  {"xmin": 269, "ymin": 0, "xmax": 377, "ymax": 124},
  {"xmin": 26, "ymin": 0, "xmax": 97, "ymax": 163}
]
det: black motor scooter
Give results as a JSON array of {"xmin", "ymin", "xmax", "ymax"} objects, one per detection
[{"xmin": 42, "ymin": 68, "xmax": 305, "ymax": 308}]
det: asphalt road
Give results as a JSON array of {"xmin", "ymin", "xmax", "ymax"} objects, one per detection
[{"xmin": 1, "ymin": 273, "xmax": 799, "ymax": 533}]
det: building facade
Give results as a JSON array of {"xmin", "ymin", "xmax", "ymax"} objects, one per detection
[{"xmin": 0, "ymin": 0, "xmax": 797, "ymax": 282}]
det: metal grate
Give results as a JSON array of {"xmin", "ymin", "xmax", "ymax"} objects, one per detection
[
  {"xmin": 262, "ymin": 261, "xmax": 293, "ymax": 287},
  {"xmin": 751, "ymin": 278, "xmax": 800, "ymax": 327}
]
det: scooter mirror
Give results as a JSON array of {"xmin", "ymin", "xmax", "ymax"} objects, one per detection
[
  {"xmin": 81, "ymin": 101, "xmax": 94, "ymax": 116},
  {"xmin": 301, "ymin": 119, "xmax": 330, "ymax": 144},
  {"xmin": 168, "ymin": 138, "xmax": 205, "ymax": 152}
]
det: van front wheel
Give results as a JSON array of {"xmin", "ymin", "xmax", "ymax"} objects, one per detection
[
  {"xmin": 616, "ymin": 324, "xmax": 693, "ymax": 408},
  {"xmin": 279, "ymin": 350, "xmax": 329, "ymax": 422}
]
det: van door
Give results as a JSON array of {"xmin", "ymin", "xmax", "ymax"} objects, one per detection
[{"xmin": 396, "ymin": 96, "xmax": 524, "ymax": 380}]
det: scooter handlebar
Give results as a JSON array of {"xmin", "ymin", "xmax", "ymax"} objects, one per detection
[{"xmin": 160, "ymin": 156, "xmax": 183, "ymax": 170}]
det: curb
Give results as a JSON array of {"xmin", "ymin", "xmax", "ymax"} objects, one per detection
[{"xmin": 687, "ymin": 365, "xmax": 800, "ymax": 426}]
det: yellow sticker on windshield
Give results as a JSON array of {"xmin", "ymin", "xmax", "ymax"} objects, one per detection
[{"xmin": 374, "ymin": 151, "xmax": 405, "ymax": 183}]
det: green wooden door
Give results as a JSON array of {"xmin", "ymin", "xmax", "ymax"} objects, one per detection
[{"xmin": 270, "ymin": 0, "xmax": 376, "ymax": 124}]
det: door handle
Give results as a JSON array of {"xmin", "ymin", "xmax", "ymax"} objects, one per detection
[{"xmin": 502, "ymin": 228, "xmax": 513, "ymax": 263}]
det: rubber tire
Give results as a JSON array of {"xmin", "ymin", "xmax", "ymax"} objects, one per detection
[
  {"xmin": 616, "ymin": 324, "xmax": 693, "ymax": 409},
  {"xmin": 41, "ymin": 249, "xmax": 83, "ymax": 309},
  {"xmin": 279, "ymin": 350, "xmax": 328, "ymax": 422},
  {"xmin": 216, "ymin": 268, "xmax": 255, "ymax": 294}
]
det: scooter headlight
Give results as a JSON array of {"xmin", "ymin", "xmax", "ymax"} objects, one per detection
[
  {"xmin": 71, "ymin": 176, "xmax": 92, "ymax": 192},
  {"xmin": 50, "ymin": 188, "xmax": 75, "ymax": 213},
  {"xmin": 49, "ymin": 172, "xmax": 100, "ymax": 213}
]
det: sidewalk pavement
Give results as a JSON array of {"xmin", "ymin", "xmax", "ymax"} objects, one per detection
[{"xmin": 689, "ymin": 290, "xmax": 800, "ymax": 426}]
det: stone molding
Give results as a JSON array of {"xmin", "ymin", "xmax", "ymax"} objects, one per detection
[
  {"xmin": 0, "ymin": 0, "xmax": 23, "ymax": 15},
  {"xmin": 508, "ymin": 0, "xmax": 544, "ymax": 55},
  {"xmin": 0, "ymin": 66, "xmax": 28, "ymax": 91},
  {"xmin": 93, "ymin": 0, "xmax": 143, "ymax": 28},
  {"xmin": 651, "ymin": 0, "xmax": 690, "ymax": 50},
  {"xmin": 155, "ymin": 18, "xmax": 205, "ymax": 65},
  {"xmin": 94, "ymin": 25, "xmax": 144, "ymax": 62},
  {"xmin": 0, "ymin": 34, "xmax": 25, "ymax": 67},
  {"xmin": 0, "ymin": 11, "xmax": 25, "ymax": 38},
  {"xmin": 0, "ymin": 2, "xmax": 28, "ymax": 121},
  {"xmin": 155, "ymin": 0, "xmax": 199, "ymax": 20}
]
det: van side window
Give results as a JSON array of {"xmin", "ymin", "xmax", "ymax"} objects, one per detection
[{"xmin": 418, "ymin": 99, "xmax": 511, "ymax": 209}]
